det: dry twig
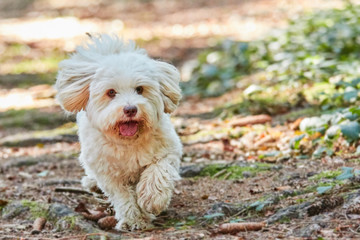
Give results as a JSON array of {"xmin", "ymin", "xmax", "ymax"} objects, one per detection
[
  {"xmin": 55, "ymin": 187, "xmax": 93, "ymax": 195},
  {"xmin": 218, "ymin": 222, "xmax": 265, "ymax": 234},
  {"xmin": 213, "ymin": 169, "xmax": 228, "ymax": 178},
  {"xmin": 230, "ymin": 115, "xmax": 272, "ymax": 127}
]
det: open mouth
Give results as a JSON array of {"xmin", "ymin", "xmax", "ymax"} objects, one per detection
[{"xmin": 118, "ymin": 121, "xmax": 139, "ymax": 137}]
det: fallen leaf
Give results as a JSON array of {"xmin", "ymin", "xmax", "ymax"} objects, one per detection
[
  {"xmin": 81, "ymin": 210, "xmax": 107, "ymax": 221},
  {"xmin": 0, "ymin": 199, "xmax": 8, "ymax": 206}
]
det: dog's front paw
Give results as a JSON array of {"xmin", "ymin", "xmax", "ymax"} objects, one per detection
[
  {"xmin": 136, "ymin": 174, "xmax": 173, "ymax": 215},
  {"xmin": 115, "ymin": 215, "xmax": 152, "ymax": 231}
]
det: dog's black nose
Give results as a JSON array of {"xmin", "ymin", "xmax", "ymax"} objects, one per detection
[{"xmin": 124, "ymin": 105, "xmax": 137, "ymax": 117}]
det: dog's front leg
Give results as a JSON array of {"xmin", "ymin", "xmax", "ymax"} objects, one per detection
[
  {"xmin": 136, "ymin": 156, "xmax": 180, "ymax": 215},
  {"xmin": 100, "ymin": 184, "xmax": 153, "ymax": 230}
]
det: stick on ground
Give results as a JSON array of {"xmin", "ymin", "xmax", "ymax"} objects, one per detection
[
  {"xmin": 55, "ymin": 187, "xmax": 93, "ymax": 195},
  {"xmin": 218, "ymin": 222, "xmax": 265, "ymax": 234}
]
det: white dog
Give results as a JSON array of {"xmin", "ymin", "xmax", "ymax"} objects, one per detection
[{"xmin": 55, "ymin": 34, "xmax": 182, "ymax": 230}]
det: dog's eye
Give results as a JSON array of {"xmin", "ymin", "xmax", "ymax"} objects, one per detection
[
  {"xmin": 107, "ymin": 89, "xmax": 117, "ymax": 98},
  {"xmin": 135, "ymin": 86, "xmax": 143, "ymax": 95}
]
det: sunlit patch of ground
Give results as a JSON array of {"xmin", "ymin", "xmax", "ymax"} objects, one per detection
[
  {"xmin": 0, "ymin": 142, "xmax": 79, "ymax": 163},
  {"xmin": 0, "ymin": 0, "xmax": 353, "ymax": 52},
  {"xmin": 0, "ymin": 85, "xmax": 56, "ymax": 111}
]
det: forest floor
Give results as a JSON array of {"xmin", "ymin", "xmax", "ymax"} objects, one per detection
[{"xmin": 1, "ymin": 0, "xmax": 360, "ymax": 239}]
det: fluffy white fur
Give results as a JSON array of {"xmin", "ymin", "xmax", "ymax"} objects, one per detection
[{"xmin": 55, "ymin": 34, "xmax": 182, "ymax": 230}]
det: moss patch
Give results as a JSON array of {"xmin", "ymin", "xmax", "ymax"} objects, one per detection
[
  {"xmin": 58, "ymin": 216, "xmax": 79, "ymax": 229},
  {"xmin": 1, "ymin": 122, "xmax": 78, "ymax": 147},
  {"xmin": 0, "ymin": 73, "xmax": 57, "ymax": 89},
  {"xmin": 200, "ymin": 163, "xmax": 273, "ymax": 180},
  {"xmin": 21, "ymin": 200, "xmax": 49, "ymax": 219},
  {"xmin": 164, "ymin": 216, "xmax": 198, "ymax": 230},
  {"xmin": 8, "ymin": 55, "xmax": 64, "ymax": 75},
  {"xmin": 309, "ymin": 170, "xmax": 343, "ymax": 181},
  {"xmin": 0, "ymin": 42, "xmax": 66, "ymax": 75},
  {"xmin": 0, "ymin": 109, "xmax": 75, "ymax": 131}
]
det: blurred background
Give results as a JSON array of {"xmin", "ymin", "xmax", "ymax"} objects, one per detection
[
  {"xmin": 0, "ymin": 0, "xmax": 355, "ymax": 131},
  {"xmin": 3, "ymin": 1, "xmax": 360, "ymax": 238}
]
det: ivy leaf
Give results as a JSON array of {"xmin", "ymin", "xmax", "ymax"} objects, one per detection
[
  {"xmin": 343, "ymin": 112, "xmax": 358, "ymax": 121},
  {"xmin": 203, "ymin": 213, "xmax": 225, "ymax": 220},
  {"xmin": 336, "ymin": 167, "xmax": 354, "ymax": 180},
  {"xmin": 313, "ymin": 146, "xmax": 333, "ymax": 158},
  {"xmin": 255, "ymin": 203, "xmax": 266, "ymax": 211},
  {"xmin": 349, "ymin": 107, "xmax": 360, "ymax": 116},
  {"xmin": 229, "ymin": 218, "xmax": 244, "ymax": 223},
  {"xmin": 350, "ymin": 78, "xmax": 360, "ymax": 87},
  {"xmin": 250, "ymin": 200, "xmax": 272, "ymax": 211},
  {"xmin": 317, "ymin": 186, "xmax": 333, "ymax": 194},
  {"xmin": 200, "ymin": 64, "xmax": 218, "ymax": 77},
  {"xmin": 340, "ymin": 121, "xmax": 360, "ymax": 141},
  {"xmin": 250, "ymin": 201, "xmax": 262, "ymax": 207},
  {"xmin": 244, "ymin": 84, "xmax": 263, "ymax": 96},
  {"xmin": 343, "ymin": 90, "xmax": 358, "ymax": 102},
  {"xmin": 290, "ymin": 134, "xmax": 306, "ymax": 149}
]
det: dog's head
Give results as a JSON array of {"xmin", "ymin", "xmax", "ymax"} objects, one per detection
[{"xmin": 56, "ymin": 34, "xmax": 181, "ymax": 139}]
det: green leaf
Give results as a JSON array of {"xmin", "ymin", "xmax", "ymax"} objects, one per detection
[
  {"xmin": 349, "ymin": 107, "xmax": 360, "ymax": 116},
  {"xmin": 264, "ymin": 151, "xmax": 280, "ymax": 157},
  {"xmin": 250, "ymin": 200, "xmax": 272, "ymax": 211},
  {"xmin": 37, "ymin": 170, "xmax": 49, "ymax": 177},
  {"xmin": 350, "ymin": 78, "xmax": 360, "ymax": 87},
  {"xmin": 313, "ymin": 146, "xmax": 333, "ymax": 158},
  {"xmin": 200, "ymin": 64, "xmax": 218, "ymax": 77},
  {"xmin": 244, "ymin": 84, "xmax": 263, "ymax": 96},
  {"xmin": 340, "ymin": 122, "xmax": 360, "ymax": 141},
  {"xmin": 250, "ymin": 201, "xmax": 262, "ymax": 207},
  {"xmin": 336, "ymin": 172, "xmax": 354, "ymax": 180},
  {"xmin": 203, "ymin": 213, "xmax": 225, "ymax": 220},
  {"xmin": 229, "ymin": 218, "xmax": 244, "ymax": 223},
  {"xmin": 336, "ymin": 167, "xmax": 354, "ymax": 180},
  {"xmin": 174, "ymin": 221, "xmax": 185, "ymax": 227},
  {"xmin": 343, "ymin": 90, "xmax": 358, "ymax": 102},
  {"xmin": 343, "ymin": 112, "xmax": 358, "ymax": 121},
  {"xmin": 255, "ymin": 203, "xmax": 266, "ymax": 211},
  {"xmin": 290, "ymin": 134, "xmax": 306, "ymax": 150},
  {"xmin": 317, "ymin": 186, "xmax": 333, "ymax": 194}
]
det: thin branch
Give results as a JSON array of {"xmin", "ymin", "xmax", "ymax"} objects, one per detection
[{"xmin": 55, "ymin": 187, "xmax": 93, "ymax": 195}]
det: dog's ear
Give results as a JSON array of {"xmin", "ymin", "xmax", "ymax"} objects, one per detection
[
  {"xmin": 156, "ymin": 61, "xmax": 182, "ymax": 113},
  {"xmin": 56, "ymin": 59, "xmax": 97, "ymax": 113}
]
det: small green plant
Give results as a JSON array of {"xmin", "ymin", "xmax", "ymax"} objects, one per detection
[
  {"xmin": 309, "ymin": 170, "xmax": 342, "ymax": 181},
  {"xmin": 21, "ymin": 200, "xmax": 49, "ymax": 219},
  {"xmin": 185, "ymin": 2, "xmax": 360, "ymax": 112},
  {"xmin": 200, "ymin": 163, "xmax": 272, "ymax": 180}
]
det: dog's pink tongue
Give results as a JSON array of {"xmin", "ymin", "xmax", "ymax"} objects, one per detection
[{"xmin": 119, "ymin": 121, "xmax": 138, "ymax": 136}]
